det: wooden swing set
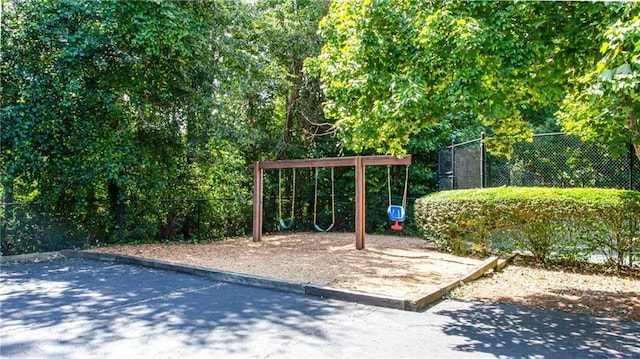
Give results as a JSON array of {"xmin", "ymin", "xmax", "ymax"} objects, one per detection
[{"xmin": 253, "ymin": 155, "xmax": 412, "ymax": 250}]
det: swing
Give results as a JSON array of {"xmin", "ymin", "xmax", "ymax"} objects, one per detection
[
  {"xmin": 387, "ymin": 165, "xmax": 409, "ymax": 231},
  {"xmin": 313, "ymin": 167, "xmax": 335, "ymax": 232},
  {"xmin": 277, "ymin": 168, "xmax": 295, "ymax": 230}
]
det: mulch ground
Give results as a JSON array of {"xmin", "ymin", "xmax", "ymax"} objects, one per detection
[
  {"xmin": 88, "ymin": 232, "xmax": 640, "ymax": 322},
  {"xmin": 88, "ymin": 232, "xmax": 484, "ymax": 299}
]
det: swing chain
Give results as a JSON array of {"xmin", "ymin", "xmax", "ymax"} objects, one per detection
[
  {"xmin": 402, "ymin": 165, "xmax": 409, "ymax": 209},
  {"xmin": 314, "ymin": 167, "xmax": 335, "ymax": 232},
  {"xmin": 387, "ymin": 164, "xmax": 409, "ymax": 230},
  {"xmin": 278, "ymin": 169, "xmax": 283, "ymax": 219},
  {"xmin": 388, "ymin": 166, "xmax": 392, "ymax": 207},
  {"xmin": 388, "ymin": 165, "xmax": 409, "ymax": 208},
  {"xmin": 291, "ymin": 168, "xmax": 296, "ymax": 215},
  {"xmin": 278, "ymin": 168, "xmax": 295, "ymax": 229}
]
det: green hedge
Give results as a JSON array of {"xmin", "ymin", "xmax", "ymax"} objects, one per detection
[{"xmin": 415, "ymin": 187, "xmax": 640, "ymax": 269}]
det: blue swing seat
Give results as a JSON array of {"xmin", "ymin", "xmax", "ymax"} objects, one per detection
[
  {"xmin": 314, "ymin": 223, "xmax": 335, "ymax": 232},
  {"xmin": 387, "ymin": 205, "xmax": 406, "ymax": 222},
  {"xmin": 279, "ymin": 218, "xmax": 294, "ymax": 230}
]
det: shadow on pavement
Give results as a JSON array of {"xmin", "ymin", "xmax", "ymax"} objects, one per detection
[
  {"xmin": 0, "ymin": 258, "xmax": 343, "ymax": 357},
  {"xmin": 431, "ymin": 300, "xmax": 640, "ymax": 358},
  {"xmin": 3, "ymin": 257, "xmax": 639, "ymax": 358},
  {"xmin": 496, "ymin": 288, "xmax": 640, "ymax": 322}
]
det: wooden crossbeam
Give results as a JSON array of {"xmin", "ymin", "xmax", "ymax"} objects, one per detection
[{"xmin": 259, "ymin": 155, "xmax": 411, "ymax": 169}]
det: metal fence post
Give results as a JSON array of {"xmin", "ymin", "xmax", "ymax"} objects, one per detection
[
  {"xmin": 437, "ymin": 147, "xmax": 441, "ymax": 190},
  {"xmin": 197, "ymin": 200, "xmax": 202, "ymax": 241},
  {"xmin": 1, "ymin": 182, "xmax": 13, "ymax": 245},
  {"xmin": 480, "ymin": 132, "xmax": 486, "ymax": 188},
  {"xmin": 118, "ymin": 201, "xmax": 124, "ymax": 243},
  {"xmin": 451, "ymin": 139, "xmax": 456, "ymax": 190},
  {"xmin": 630, "ymin": 142, "xmax": 636, "ymax": 190}
]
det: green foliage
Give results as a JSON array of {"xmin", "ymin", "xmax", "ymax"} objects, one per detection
[
  {"xmin": 0, "ymin": 0, "xmax": 261, "ymax": 253},
  {"xmin": 307, "ymin": 1, "xmax": 631, "ymax": 156},
  {"xmin": 0, "ymin": 0, "xmax": 432, "ymax": 255},
  {"xmin": 415, "ymin": 187, "xmax": 640, "ymax": 270},
  {"xmin": 257, "ymin": 0, "xmax": 333, "ymax": 160},
  {"xmin": 558, "ymin": 5, "xmax": 640, "ymax": 161},
  {"xmin": 305, "ymin": 0, "xmax": 488, "ymax": 155},
  {"xmin": 1, "ymin": 0, "xmax": 355, "ymax": 255}
]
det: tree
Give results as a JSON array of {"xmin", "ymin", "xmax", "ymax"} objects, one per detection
[
  {"xmin": 558, "ymin": 5, "xmax": 640, "ymax": 160},
  {"xmin": 1, "ymin": 0, "xmax": 256, "ymax": 245},
  {"xmin": 1, "ymin": 0, "xmax": 343, "ymax": 252},
  {"xmin": 306, "ymin": 1, "xmax": 628, "ymax": 156},
  {"xmin": 248, "ymin": 0, "xmax": 332, "ymax": 160}
]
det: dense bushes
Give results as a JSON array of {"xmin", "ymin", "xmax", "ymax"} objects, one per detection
[{"xmin": 415, "ymin": 187, "xmax": 640, "ymax": 269}]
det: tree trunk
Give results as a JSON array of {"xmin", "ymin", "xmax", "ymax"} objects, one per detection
[
  {"xmin": 626, "ymin": 106, "xmax": 640, "ymax": 161},
  {"xmin": 278, "ymin": 60, "xmax": 304, "ymax": 159},
  {"xmin": 108, "ymin": 178, "xmax": 123, "ymax": 243},
  {"xmin": 248, "ymin": 95, "xmax": 258, "ymax": 163},
  {"xmin": 2, "ymin": 179, "xmax": 14, "ymax": 218}
]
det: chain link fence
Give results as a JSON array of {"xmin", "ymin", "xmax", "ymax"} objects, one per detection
[
  {"xmin": 438, "ymin": 133, "xmax": 639, "ymax": 191},
  {"xmin": 0, "ymin": 197, "xmax": 253, "ymax": 256}
]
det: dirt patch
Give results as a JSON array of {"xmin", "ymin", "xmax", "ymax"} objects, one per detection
[
  {"xmin": 450, "ymin": 260, "xmax": 640, "ymax": 322},
  {"xmin": 89, "ymin": 232, "xmax": 639, "ymax": 322}
]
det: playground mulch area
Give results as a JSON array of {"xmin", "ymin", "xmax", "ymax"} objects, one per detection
[
  {"xmin": 88, "ymin": 232, "xmax": 640, "ymax": 322},
  {"xmin": 88, "ymin": 232, "xmax": 482, "ymax": 299}
]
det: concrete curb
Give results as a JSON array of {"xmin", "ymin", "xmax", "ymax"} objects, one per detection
[
  {"xmin": 305, "ymin": 284, "xmax": 408, "ymax": 311},
  {"xmin": 59, "ymin": 250, "xmax": 502, "ymax": 312},
  {"xmin": 0, "ymin": 251, "xmax": 63, "ymax": 264},
  {"xmin": 61, "ymin": 250, "xmax": 307, "ymax": 295}
]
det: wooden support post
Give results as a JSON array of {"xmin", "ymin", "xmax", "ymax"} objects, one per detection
[
  {"xmin": 253, "ymin": 161, "xmax": 263, "ymax": 242},
  {"xmin": 355, "ymin": 156, "xmax": 366, "ymax": 249}
]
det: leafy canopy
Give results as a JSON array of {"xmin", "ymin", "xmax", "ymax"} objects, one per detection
[
  {"xmin": 306, "ymin": 1, "xmax": 632, "ymax": 156},
  {"xmin": 559, "ymin": 5, "xmax": 640, "ymax": 160}
]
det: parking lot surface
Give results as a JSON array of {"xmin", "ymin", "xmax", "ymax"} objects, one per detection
[{"xmin": 1, "ymin": 258, "xmax": 638, "ymax": 358}]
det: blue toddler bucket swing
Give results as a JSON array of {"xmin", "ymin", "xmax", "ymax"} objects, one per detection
[{"xmin": 387, "ymin": 165, "xmax": 409, "ymax": 231}]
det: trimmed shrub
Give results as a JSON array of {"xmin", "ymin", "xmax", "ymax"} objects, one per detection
[{"xmin": 415, "ymin": 187, "xmax": 640, "ymax": 269}]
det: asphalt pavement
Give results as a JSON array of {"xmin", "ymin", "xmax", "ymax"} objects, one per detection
[{"xmin": 1, "ymin": 257, "xmax": 639, "ymax": 358}]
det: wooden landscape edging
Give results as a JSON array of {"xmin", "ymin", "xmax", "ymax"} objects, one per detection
[
  {"xmin": 407, "ymin": 256, "xmax": 499, "ymax": 312},
  {"xmin": 60, "ymin": 250, "xmax": 504, "ymax": 313},
  {"xmin": 496, "ymin": 252, "xmax": 519, "ymax": 271}
]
